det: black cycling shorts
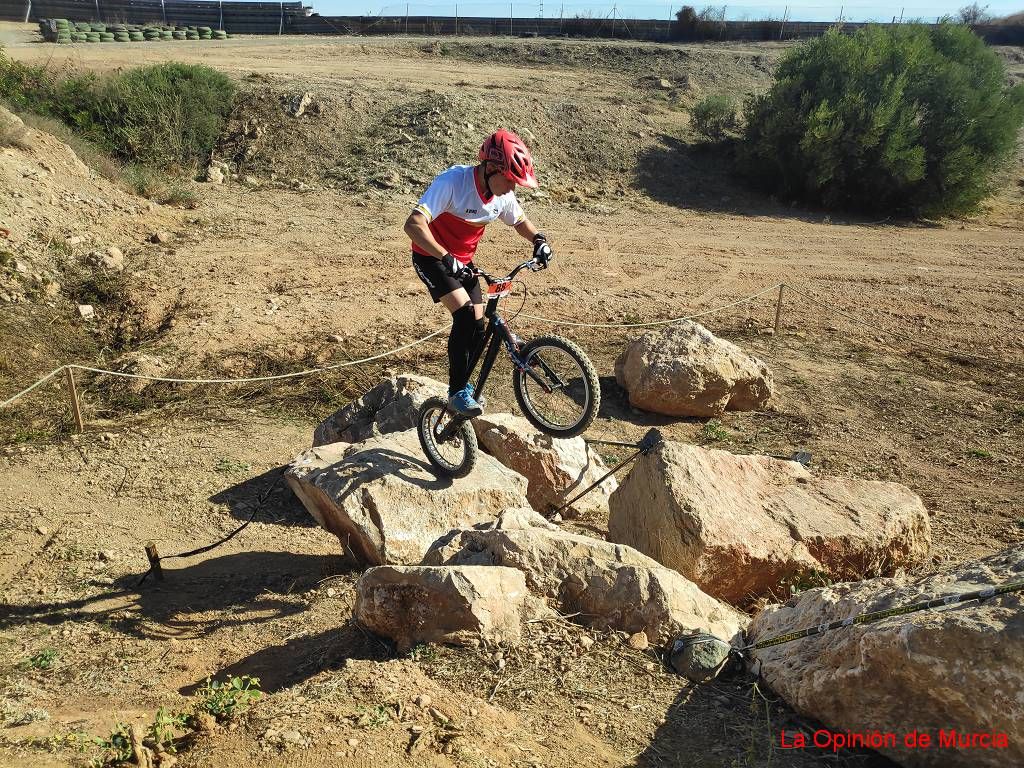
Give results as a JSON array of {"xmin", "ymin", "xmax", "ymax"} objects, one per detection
[{"xmin": 412, "ymin": 252, "xmax": 482, "ymax": 304}]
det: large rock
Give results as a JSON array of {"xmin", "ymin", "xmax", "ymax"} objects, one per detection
[
  {"xmin": 285, "ymin": 429, "xmax": 529, "ymax": 566},
  {"xmin": 355, "ymin": 565, "xmax": 542, "ymax": 652},
  {"xmin": 313, "ymin": 374, "xmax": 447, "ymax": 447},
  {"xmin": 614, "ymin": 321, "xmax": 772, "ymax": 417},
  {"xmin": 472, "ymin": 413, "xmax": 616, "ymax": 517},
  {"xmin": 424, "ymin": 509, "xmax": 747, "ymax": 646},
  {"xmin": 749, "ymin": 544, "xmax": 1024, "ymax": 767},
  {"xmin": 608, "ymin": 441, "xmax": 931, "ymax": 606}
]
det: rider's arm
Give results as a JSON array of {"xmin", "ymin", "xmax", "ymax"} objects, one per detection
[
  {"xmin": 404, "ymin": 211, "xmax": 448, "ymax": 259},
  {"xmin": 514, "ymin": 219, "xmax": 541, "ymax": 242}
]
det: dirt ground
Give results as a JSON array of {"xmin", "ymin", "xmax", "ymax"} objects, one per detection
[{"xmin": 1, "ymin": 21, "xmax": 1022, "ymax": 768}]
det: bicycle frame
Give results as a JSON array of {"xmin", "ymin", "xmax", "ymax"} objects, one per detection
[{"xmin": 434, "ymin": 259, "xmax": 569, "ymax": 442}]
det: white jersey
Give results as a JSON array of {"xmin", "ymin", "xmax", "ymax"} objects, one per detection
[{"xmin": 412, "ymin": 165, "xmax": 526, "ymax": 263}]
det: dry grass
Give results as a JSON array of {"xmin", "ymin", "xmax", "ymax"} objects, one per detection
[
  {"xmin": 0, "ymin": 107, "xmax": 31, "ymax": 150},
  {"xmin": 16, "ymin": 111, "xmax": 121, "ymax": 180}
]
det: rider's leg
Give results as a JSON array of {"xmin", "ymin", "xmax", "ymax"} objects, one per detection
[{"xmin": 439, "ymin": 289, "xmax": 476, "ymax": 397}]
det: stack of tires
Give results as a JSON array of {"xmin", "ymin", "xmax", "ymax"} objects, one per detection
[
  {"xmin": 38, "ymin": 19, "xmax": 231, "ymax": 43},
  {"xmin": 54, "ymin": 18, "xmax": 71, "ymax": 43}
]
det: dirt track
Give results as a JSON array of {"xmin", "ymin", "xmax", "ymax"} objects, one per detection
[{"xmin": 1, "ymin": 22, "xmax": 1023, "ymax": 768}]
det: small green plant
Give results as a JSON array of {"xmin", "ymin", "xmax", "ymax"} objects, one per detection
[
  {"xmin": 353, "ymin": 703, "xmax": 391, "ymax": 729},
  {"xmin": 195, "ymin": 675, "xmax": 261, "ymax": 721},
  {"xmin": 690, "ymin": 94, "xmax": 738, "ymax": 141},
  {"xmin": 92, "ymin": 722, "xmax": 132, "ymax": 766},
  {"xmin": 783, "ymin": 568, "xmax": 834, "ymax": 595},
  {"xmin": 698, "ymin": 419, "xmax": 730, "ymax": 442},
  {"xmin": 147, "ymin": 707, "xmax": 189, "ymax": 754},
  {"xmin": 967, "ymin": 448, "xmax": 992, "ymax": 459},
  {"xmin": 22, "ymin": 648, "xmax": 58, "ymax": 670},
  {"xmin": 214, "ymin": 457, "xmax": 251, "ymax": 474},
  {"xmin": 408, "ymin": 643, "xmax": 437, "ymax": 662}
]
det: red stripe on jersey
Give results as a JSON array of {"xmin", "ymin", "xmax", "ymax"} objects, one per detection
[{"xmin": 412, "ymin": 212, "xmax": 485, "ymax": 264}]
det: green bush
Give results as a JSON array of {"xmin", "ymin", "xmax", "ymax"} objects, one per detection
[
  {"xmin": 690, "ymin": 94, "xmax": 738, "ymax": 141},
  {"xmin": 739, "ymin": 24, "xmax": 1024, "ymax": 216},
  {"xmin": 0, "ymin": 49, "xmax": 234, "ymax": 170}
]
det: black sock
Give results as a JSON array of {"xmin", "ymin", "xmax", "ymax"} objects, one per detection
[{"xmin": 448, "ymin": 304, "xmax": 476, "ymax": 396}]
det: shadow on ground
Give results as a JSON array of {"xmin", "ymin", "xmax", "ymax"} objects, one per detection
[
  {"xmin": 636, "ymin": 675, "xmax": 898, "ymax": 767},
  {"xmin": 0, "ymin": 550, "xmax": 351, "ymax": 639},
  {"xmin": 182, "ymin": 622, "xmax": 390, "ymax": 695},
  {"xmin": 211, "ymin": 465, "xmax": 316, "ymax": 527},
  {"xmin": 634, "ymin": 134, "xmax": 931, "ymax": 230}
]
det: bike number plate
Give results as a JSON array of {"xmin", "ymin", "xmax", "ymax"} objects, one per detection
[{"xmin": 488, "ymin": 280, "xmax": 512, "ymax": 298}]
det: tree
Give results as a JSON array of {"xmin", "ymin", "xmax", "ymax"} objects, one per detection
[
  {"xmin": 957, "ymin": 3, "xmax": 993, "ymax": 24},
  {"xmin": 738, "ymin": 24, "xmax": 1024, "ymax": 216}
]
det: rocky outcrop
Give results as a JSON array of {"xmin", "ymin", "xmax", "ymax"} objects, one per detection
[
  {"xmin": 614, "ymin": 321, "xmax": 772, "ymax": 417},
  {"xmin": 608, "ymin": 441, "xmax": 931, "ymax": 605},
  {"xmin": 313, "ymin": 374, "xmax": 447, "ymax": 447},
  {"xmin": 424, "ymin": 509, "xmax": 747, "ymax": 646},
  {"xmin": 286, "ymin": 429, "xmax": 529, "ymax": 566},
  {"xmin": 355, "ymin": 565, "xmax": 544, "ymax": 652},
  {"xmin": 748, "ymin": 544, "xmax": 1024, "ymax": 767},
  {"xmin": 472, "ymin": 413, "xmax": 616, "ymax": 517}
]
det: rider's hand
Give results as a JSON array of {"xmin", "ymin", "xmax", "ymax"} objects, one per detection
[
  {"xmin": 441, "ymin": 253, "xmax": 471, "ymax": 281},
  {"xmin": 532, "ymin": 233, "xmax": 553, "ymax": 269}
]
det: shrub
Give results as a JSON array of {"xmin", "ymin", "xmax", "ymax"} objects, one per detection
[
  {"xmin": 0, "ymin": 49, "xmax": 234, "ymax": 170},
  {"xmin": 690, "ymin": 94, "xmax": 738, "ymax": 140},
  {"xmin": 739, "ymin": 24, "xmax": 1024, "ymax": 216},
  {"xmin": 94, "ymin": 63, "xmax": 235, "ymax": 169}
]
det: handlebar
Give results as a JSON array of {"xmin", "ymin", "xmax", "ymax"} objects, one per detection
[{"xmin": 470, "ymin": 258, "xmax": 542, "ymax": 285}]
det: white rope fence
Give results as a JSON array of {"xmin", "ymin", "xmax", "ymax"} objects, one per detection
[{"xmin": 2, "ymin": 281, "xmax": 1020, "ymax": 431}]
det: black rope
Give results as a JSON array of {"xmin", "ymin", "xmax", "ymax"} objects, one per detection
[
  {"xmin": 137, "ymin": 474, "xmax": 283, "ymax": 586},
  {"xmin": 550, "ymin": 428, "xmax": 664, "ymax": 517}
]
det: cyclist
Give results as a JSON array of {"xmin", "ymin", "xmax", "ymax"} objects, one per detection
[{"xmin": 405, "ymin": 129, "xmax": 553, "ymax": 417}]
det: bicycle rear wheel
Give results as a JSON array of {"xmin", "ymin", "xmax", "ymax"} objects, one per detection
[
  {"xmin": 513, "ymin": 335, "xmax": 599, "ymax": 438},
  {"xmin": 417, "ymin": 397, "xmax": 478, "ymax": 478}
]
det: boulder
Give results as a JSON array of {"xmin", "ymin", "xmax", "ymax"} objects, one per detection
[
  {"xmin": 749, "ymin": 544, "xmax": 1024, "ymax": 767},
  {"xmin": 205, "ymin": 160, "xmax": 228, "ymax": 184},
  {"xmin": 285, "ymin": 429, "xmax": 529, "ymax": 566},
  {"xmin": 472, "ymin": 413, "xmax": 616, "ymax": 517},
  {"xmin": 313, "ymin": 374, "xmax": 447, "ymax": 447},
  {"xmin": 614, "ymin": 320, "xmax": 772, "ymax": 417},
  {"xmin": 424, "ymin": 509, "xmax": 747, "ymax": 646},
  {"xmin": 355, "ymin": 564, "xmax": 544, "ymax": 651},
  {"xmin": 608, "ymin": 441, "xmax": 931, "ymax": 606}
]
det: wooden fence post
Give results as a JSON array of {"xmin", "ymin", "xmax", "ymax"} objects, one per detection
[
  {"xmin": 65, "ymin": 368, "xmax": 84, "ymax": 434},
  {"xmin": 772, "ymin": 285, "xmax": 785, "ymax": 342}
]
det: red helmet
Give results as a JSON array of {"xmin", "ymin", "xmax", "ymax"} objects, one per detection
[{"xmin": 478, "ymin": 130, "xmax": 538, "ymax": 189}]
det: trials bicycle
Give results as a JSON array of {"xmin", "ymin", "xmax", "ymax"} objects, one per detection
[{"xmin": 417, "ymin": 257, "xmax": 600, "ymax": 478}]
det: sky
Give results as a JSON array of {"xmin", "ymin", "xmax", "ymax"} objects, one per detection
[{"xmin": 311, "ymin": 1, "xmax": 1022, "ymax": 22}]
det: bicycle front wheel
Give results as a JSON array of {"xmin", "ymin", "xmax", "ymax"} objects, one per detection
[
  {"xmin": 417, "ymin": 397, "xmax": 478, "ymax": 479},
  {"xmin": 513, "ymin": 335, "xmax": 600, "ymax": 439}
]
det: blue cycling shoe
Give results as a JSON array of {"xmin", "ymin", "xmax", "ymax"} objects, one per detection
[
  {"xmin": 448, "ymin": 385, "xmax": 483, "ymax": 417},
  {"xmin": 466, "ymin": 383, "xmax": 485, "ymax": 409}
]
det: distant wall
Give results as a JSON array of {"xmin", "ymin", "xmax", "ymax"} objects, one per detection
[{"xmin": 1, "ymin": 0, "xmax": 1021, "ymax": 46}]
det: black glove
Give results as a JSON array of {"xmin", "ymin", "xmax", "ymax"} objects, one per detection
[
  {"xmin": 532, "ymin": 233, "xmax": 553, "ymax": 268},
  {"xmin": 441, "ymin": 253, "xmax": 471, "ymax": 281}
]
